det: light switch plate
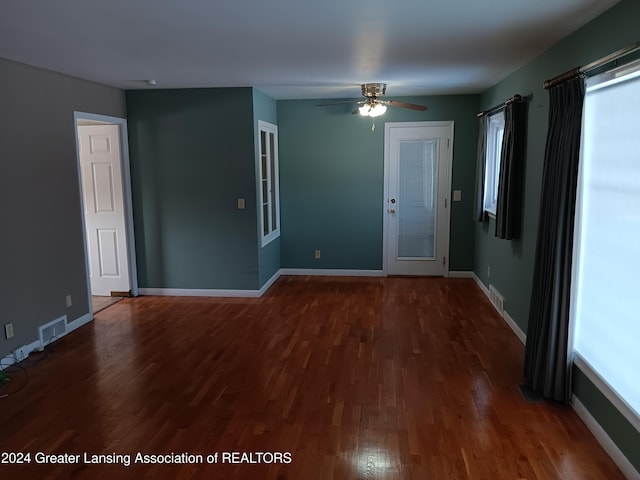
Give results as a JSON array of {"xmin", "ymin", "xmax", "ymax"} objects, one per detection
[
  {"xmin": 237, "ymin": 198, "xmax": 245, "ymax": 209},
  {"xmin": 453, "ymin": 190, "xmax": 462, "ymax": 202}
]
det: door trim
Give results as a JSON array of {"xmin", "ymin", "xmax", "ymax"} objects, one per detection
[
  {"xmin": 382, "ymin": 121, "xmax": 454, "ymax": 276},
  {"xmin": 73, "ymin": 111, "xmax": 138, "ymax": 314}
]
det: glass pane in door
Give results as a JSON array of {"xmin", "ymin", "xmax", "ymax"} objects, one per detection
[{"xmin": 397, "ymin": 139, "xmax": 438, "ymax": 258}]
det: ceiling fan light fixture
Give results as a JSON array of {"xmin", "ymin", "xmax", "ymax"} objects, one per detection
[{"xmin": 359, "ymin": 103, "xmax": 387, "ymax": 117}]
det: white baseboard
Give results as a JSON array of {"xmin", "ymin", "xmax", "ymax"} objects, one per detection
[
  {"xmin": 258, "ymin": 270, "xmax": 281, "ymax": 295},
  {"xmin": 0, "ymin": 339, "xmax": 41, "ymax": 370},
  {"xmin": 448, "ymin": 271, "xmax": 474, "ymax": 278},
  {"xmin": 472, "ymin": 272, "xmax": 526, "ymax": 344},
  {"xmin": 503, "ymin": 311, "xmax": 526, "ymax": 344},
  {"xmin": 67, "ymin": 312, "xmax": 94, "ymax": 332},
  {"xmin": 1, "ymin": 311, "xmax": 94, "ymax": 370},
  {"xmin": 572, "ymin": 395, "xmax": 640, "ymax": 480},
  {"xmin": 472, "ymin": 273, "xmax": 638, "ymax": 477},
  {"xmin": 574, "ymin": 355, "xmax": 640, "ymax": 435},
  {"xmin": 139, "ymin": 287, "xmax": 264, "ymax": 298},
  {"xmin": 280, "ymin": 268, "xmax": 384, "ymax": 277},
  {"xmin": 472, "ymin": 272, "xmax": 490, "ymax": 297},
  {"xmin": 139, "ymin": 270, "xmax": 284, "ymax": 298}
]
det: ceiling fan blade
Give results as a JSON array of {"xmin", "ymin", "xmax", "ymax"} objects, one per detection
[
  {"xmin": 383, "ymin": 100, "xmax": 428, "ymax": 111},
  {"xmin": 316, "ymin": 100, "xmax": 364, "ymax": 107}
]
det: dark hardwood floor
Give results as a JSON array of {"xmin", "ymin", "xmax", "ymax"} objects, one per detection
[{"xmin": 0, "ymin": 277, "xmax": 624, "ymax": 479}]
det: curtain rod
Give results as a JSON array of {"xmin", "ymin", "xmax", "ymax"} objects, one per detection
[
  {"xmin": 544, "ymin": 40, "xmax": 640, "ymax": 90},
  {"xmin": 476, "ymin": 94, "xmax": 523, "ymax": 118}
]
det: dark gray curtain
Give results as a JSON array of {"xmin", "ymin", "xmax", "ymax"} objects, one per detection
[
  {"xmin": 495, "ymin": 102, "xmax": 527, "ymax": 239},
  {"xmin": 524, "ymin": 77, "xmax": 585, "ymax": 403},
  {"xmin": 474, "ymin": 115, "xmax": 487, "ymax": 222}
]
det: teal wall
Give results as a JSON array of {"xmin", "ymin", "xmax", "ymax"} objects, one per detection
[
  {"xmin": 126, "ymin": 88, "xmax": 261, "ymax": 290},
  {"xmin": 473, "ymin": 0, "xmax": 640, "ymax": 472},
  {"xmin": 253, "ymin": 89, "xmax": 281, "ymax": 287},
  {"xmin": 277, "ymin": 94, "xmax": 479, "ymax": 271}
]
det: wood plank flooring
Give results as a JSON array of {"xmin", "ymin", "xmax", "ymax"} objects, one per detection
[{"xmin": 0, "ymin": 277, "xmax": 624, "ymax": 479}]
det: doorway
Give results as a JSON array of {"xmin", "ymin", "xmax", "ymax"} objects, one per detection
[
  {"xmin": 383, "ymin": 121, "xmax": 453, "ymax": 276},
  {"xmin": 73, "ymin": 112, "xmax": 138, "ymax": 313}
]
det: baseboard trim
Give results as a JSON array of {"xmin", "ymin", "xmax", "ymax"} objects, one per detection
[
  {"xmin": 258, "ymin": 270, "xmax": 282, "ymax": 296},
  {"xmin": 503, "ymin": 311, "xmax": 526, "ymax": 345},
  {"xmin": 448, "ymin": 271, "xmax": 474, "ymax": 278},
  {"xmin": 1, "ymin": 311, "xmax": 94, "ymax": 370},
  {"xmin": 280, "ymin": 268, "xmax": 384, "ymax": 277},
  {"xmin": 472, "ymin": 272, "xmax": 490, "ymax": 297},
  {"xmin": 139, "ymin": 287, "xmax": 265, "ymax": 298},
  {"xmin": 0, "ymin": 339, "xmax": 41, "ymax": 370},
  {"xmin": 67, "ymin": 312, "xmax": 94, "ymax": 332},
  {"xmin": 571, "ymin": 395, "xmax": 640, "ymax": 480},
  {"xmin": 472, "ymin": 272, "xmax": 526, "ymax": 344},
  {"xmin": 574, "ymin": 355, "xmax": 640, "ymax": 435},
  {"xmin": 471, "ymin": 271, "xmax": 639, "ymax": 476}
]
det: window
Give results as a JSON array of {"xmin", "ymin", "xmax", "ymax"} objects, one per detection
[
  {"xmin": 571, "ymin": 58, "xmax": 640, "ymax": 427},
  {"xmin": 483, "ymin": 111, "xmax": 505, "ymax": 215},
  {"xmin": 258, "ymin": 121, "xmax": 280, "ymax": 246}
]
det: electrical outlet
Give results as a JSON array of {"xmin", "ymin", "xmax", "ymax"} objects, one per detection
[
  {"xmin": 66, "ymin": 294, "xmax": 73, "ymax": 308},
  {"xmin": 314, "ymin": 249, "xmax": 321, "ymax": 259},
  {"xmin": 4, "ymin": 323, "xmax": 14, "ymax": 339},
  {"xmin": 13, "ymin": 346, "xmax": 29, "ymax": 362}
]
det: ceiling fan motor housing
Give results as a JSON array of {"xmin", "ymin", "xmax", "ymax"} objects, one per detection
[{"xmin": 362, "ymin": 83, "xmax": 386, "ymax": 98}]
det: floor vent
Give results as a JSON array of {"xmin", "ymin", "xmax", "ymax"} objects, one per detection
[
  {"xmin": 39, "ymin": 315, "xmax": 67, "ymax": 349},
  {"xmin": 488, "ymin": 285, "xmax": 505, "ymax": 316}
]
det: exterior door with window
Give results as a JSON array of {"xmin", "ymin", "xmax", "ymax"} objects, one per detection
[{"xmin": 384, "ymin": 122, "xmax": 453, "ymax": 276}]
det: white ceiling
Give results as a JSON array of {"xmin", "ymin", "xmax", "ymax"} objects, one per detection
[{"xmin": 0, "ymin": 0, "xmax": 619, "ymax": 100}]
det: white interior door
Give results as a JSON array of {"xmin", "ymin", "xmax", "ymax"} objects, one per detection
[
  {"xmin": 384, "ymin": 122, "xmax": 452, "ymax": 276},
  {"xmin": 78, "ymin": 125, "xmax": 130, "ymax": 296}
]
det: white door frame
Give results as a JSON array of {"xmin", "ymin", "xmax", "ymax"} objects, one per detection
[
  {"xmin": 382, "ymin": 121, "xmax": 454, "ymax": 276},
  {"xmin": 73, "ymin": 111, "xmax": 138, "ymax": 314}
]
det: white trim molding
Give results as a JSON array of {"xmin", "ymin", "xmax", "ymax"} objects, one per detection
[
  {"xmin": 139, "ymin": 270, "xmax": 284, "ymax": 298},
  {"xmin": 73, "ymin": 112, "xmax": 139, "ymax": 305},
  {"xmin": 382, "ymin": 121, "xmax": 454, "ymax": 277},
  {"xmin": 259, "ymin": 269, "xmax": 282, "ymax": 295},
  {"xmin": 0, "ymin": 339, "xmax": 41, "ymax": 370},
  {"xmin": 472, "ymin": 272, "xmax": 490, "ymax": 297},
  {"xmin": 471, "ymin": 270, "xmax": 639, "ymax": 476},
  {"xmin": 574, "ymin": 354, "xmax": 640, "ymax": 434},
  {"xmin": 472, "ymin": 272, "xmax": 525, "ymax": 343},
  {"xmin": 448, "ymin": 271, "xmax": 474, "ymax": 278},
  {"xmin": 139, "ymin": 288, "xmax": 265, "ymax": 298},
  {"xmin": 572, "ymin": 395, "xmax": 640, "ymax": 480},
  {"xmin": 1, "ymin": 311, "xmax": 94, "ymax": 371},
  {"xmin": 280, "ymin": 269, "xmax": 384, "ymax": 277}
]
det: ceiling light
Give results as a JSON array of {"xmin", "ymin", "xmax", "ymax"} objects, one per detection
[{"xmin": 359, "ymin": 103, "xmax": 387, "ymax": 117}]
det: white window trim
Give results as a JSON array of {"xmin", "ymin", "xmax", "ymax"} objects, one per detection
[
  {"xmin": 483, "ymin": 110, "xmax": 505, "ymax": 216},
  {"xmin": 569, "ymin": 57, "xmax": 640, "ymax": 433},
  {"xmin": 257, "ymin": 120, "xmax": 280, "ymax": 247}
]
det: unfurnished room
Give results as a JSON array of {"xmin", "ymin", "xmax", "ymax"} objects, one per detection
[{"xmin": 1, "ymin": 1, "xmax": 639, "ymax": 478}]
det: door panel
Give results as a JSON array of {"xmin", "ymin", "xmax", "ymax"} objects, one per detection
[
  {"xmin": 78, "ymin": 125, "xmax": 130, "ymax": 296},
  {"xmin": 385, "ymin": 123, "xmax": 452, "ymax": 276}
]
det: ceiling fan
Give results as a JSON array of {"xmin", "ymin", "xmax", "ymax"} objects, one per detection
[{"xmin": 317, "ymin": 83, "xmax": 428, "ymax": 117}]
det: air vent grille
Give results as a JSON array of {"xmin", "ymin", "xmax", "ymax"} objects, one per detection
[
  {"xmin": 39, "ymin": 315, "xmax": 67, "ymax": 348},
  {"xmin": 488, "ymin": 285, "xmax": 505, "ymax": 316}
]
